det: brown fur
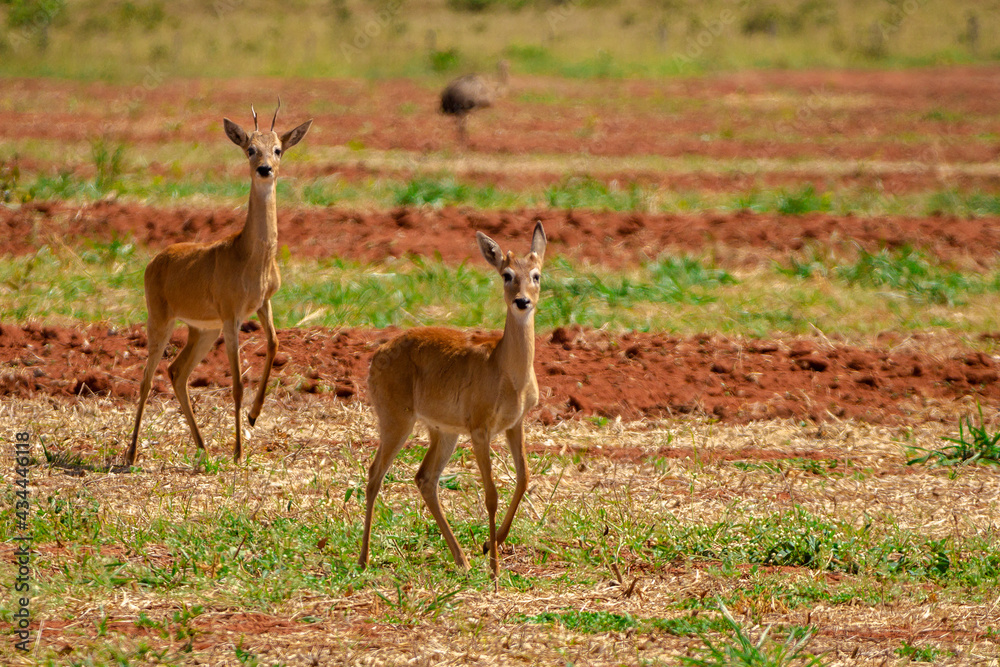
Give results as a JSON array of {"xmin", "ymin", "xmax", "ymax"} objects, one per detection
[
  {"xmin": 125, "ymin": 110, "xmax": 312, "ymax": 465},
  {"xmin": 360, "ymin": 222, "xmax": 546, "ymax": 578}
]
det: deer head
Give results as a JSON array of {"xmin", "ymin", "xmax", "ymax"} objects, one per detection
[
  {"xmin": 477, "ymin": 221, "xmax": 546, "ymax": 323},
  {"xmin": 223, "ymin": 100, "xmax": 312, "ymax": 183}
]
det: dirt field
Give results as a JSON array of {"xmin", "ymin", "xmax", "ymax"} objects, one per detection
[
  {"xmin": 3, "ymin": 320, "xmax": 999, "ymax": 427},
  {"xmin": 3, "ymin": 66, "xmax": 1000, "ymax": 666},
  {"xmin": 4, "ymin": 67, "xmax": 999, "ymax": 162},
  {"xmin": 6, "ymin": 200, "xmax": 1000, "ymax": 269}
]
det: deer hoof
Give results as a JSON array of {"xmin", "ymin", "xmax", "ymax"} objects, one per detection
[{"xmin": 247, "ymin": 413, "xmax": 257, "ymax": 427}]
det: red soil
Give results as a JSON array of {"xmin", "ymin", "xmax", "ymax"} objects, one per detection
[
  {"xmin": 2, "ymin": 321, "xmax": 997, "ymax": 426},
  {"xmin": 5, "ymin": 200, "xmax": 1000, "ymax": 269},
  {"xmin": 2, "ymin": 66, "xmax": 998, "ymax": 163}
]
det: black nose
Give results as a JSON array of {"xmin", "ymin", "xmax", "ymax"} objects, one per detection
[
  {"xmin": 256, "ymin": 165, "xmax": 273, "ymax": 177},
  {"xmin": 514, "ymin": 297, "xmax": 531, "ymax": 310}
]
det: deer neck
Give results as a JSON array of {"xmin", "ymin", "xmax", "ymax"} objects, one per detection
[
  {"xmin": 238, "ymin": 178, "xmax": 278, "ymax": 262},
  {"xmin": 493, "ymin": 307, "xmax": 535, "ymax": 388}
]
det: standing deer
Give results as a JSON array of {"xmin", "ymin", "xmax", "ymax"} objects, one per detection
[
  {"xmin": 440, "ymin": 59, "xmax": 509, "ymax": 146},
  {"xmin": 125, "ymin": 102, "xmax": 312, "ymax": 465},
  {"xmin": 360, "ymin": 222, "xmax": 546, "ymax": 579}
]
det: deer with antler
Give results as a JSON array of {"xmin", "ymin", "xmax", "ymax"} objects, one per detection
[
  {"xmin": 125, "ymin": 101, "xmax": 312, "ymax": 465},
  {"xmin": 360, "ymin": 222, "xmax": 546, "ymax": 578}
]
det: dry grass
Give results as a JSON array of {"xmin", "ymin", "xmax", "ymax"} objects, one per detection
[{"xmin": 3, "ymin": 394, "xmax": 1000, "ymax": 665}]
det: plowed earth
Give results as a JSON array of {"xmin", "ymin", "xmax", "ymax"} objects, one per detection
[
  {"xmin": 3, "ymin": 320, "xmax": 997, "ymax": 425},
  {"xmin": 3, "ymin": 66, "xmax": 999, "ymax": 163},
  {"xmin": 5, "ymin": 199, "xmax": 1000, "ymax": 269},
  {"xmin": 4, "ymin": 67, "xmax": 1000, "ymax": 426}
]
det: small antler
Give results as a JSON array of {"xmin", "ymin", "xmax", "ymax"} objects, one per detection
[
  {"xmin": 270, "ymin": 97, "xmax": 281, "ymax": 132},
  {"xmin": 251, "ymin": 104, "xmax": 259, "ymax": 132}
]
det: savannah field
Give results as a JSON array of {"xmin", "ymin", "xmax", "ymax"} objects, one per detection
[{"xmin": 2, "ymin": 1, "xmax": 1000, "ymax": 666}]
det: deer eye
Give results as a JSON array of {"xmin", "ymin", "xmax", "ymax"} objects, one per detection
[
  {"xmin": 531, "ymin": 271, "xmax": 541, "ymax": 284},
  {"xmin": 247, "ymin": 147, "xmax": 256, "ymax": 157},
  {"xmin": 502, "ymin": 271, "xmax": 514, "ymax": 284},
  {"xmin": 274, "ymin": 147, "xmax": 282, "ymax": 156}
]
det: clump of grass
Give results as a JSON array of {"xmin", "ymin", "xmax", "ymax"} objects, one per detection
[
  {"xmin": 637, "ymin": 506, "xmax": 993, "ymax": 582},
  {"xmin": 1, "ymin": 157, "xmax": 29, "ymax": 203},
  {"xmin": 895, "ymin": 640, "xmax": 942, "ymax": 662},
  {"xmin": 503, "ymin": 43, "xmax": 556, "ymax": 74},
  {"xmin": 834, "ymin": 246, "xmax": 974, "ymax": 306},
  {"xmin": 544, "ymin": 176, "xmax": 648, "ymax": 211},
  {"xmin": 925, "ymin": 190, "xmax": 1000, "ymax": 217},
  {"xmin": 522, "ymin": 609, "xmax": 728, "ymax": 636},
  {"xmin": 776, "ymin": 185, "xmax": 833, "ymax": 215},
  {"xmin": 428, "ymin": 47, "xmax": 462, "ymax": 72},
  {"xmin": 680, "ymin": 601, "xmax": 826, "ymax": 667},
  {"xmin": 392, "ymin": 177, "xmax": 471, "ymax": 206},
  {"xmin": 91, "ymin": 136, "xmax": 128, "ymax": 194},
  {"xmin": 390, "ymin": 176, "xmax": 515, "ymax": 208},
  {"xmin": 908, "ymin": 405, "xmax": 1000, "ymax": 468},
  {"xmin": 734, "ymin": 185, "xmax": 834, "ymax": 215}
]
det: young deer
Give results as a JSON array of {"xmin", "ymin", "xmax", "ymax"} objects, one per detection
[
  {"xmin": 125, "ymin": 102, "xmax": 312, "ymax": 465},
  {"xmin": 360, "ymin": 222, "xmax": 546, "ymax": 578}
]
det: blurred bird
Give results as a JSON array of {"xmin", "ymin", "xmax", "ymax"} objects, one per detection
[{"xmin": 440, "ymin": 60, "xmax": 509, "ymax": 146}]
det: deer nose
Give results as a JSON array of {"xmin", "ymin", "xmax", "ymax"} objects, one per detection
[
  {"xmin": 256, "ymin": 165, "xmax": 273, "ymax": 177},
  {"xmin": 513, "ymin": 297, "xmax": 531, "ymax": 310}
]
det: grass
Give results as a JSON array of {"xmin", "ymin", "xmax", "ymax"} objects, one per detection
[
  {"xmin": 10, "ymin": 166, "xmax": 1000, "ymax": 219},
  {"xmin": 520, "ymin": 609, "xmax": 729, "ymax": 636},
  {"xmin": 895, "ymin": 641, "xmax": 943, "ymax": 662},
  {"xmin": 679, "ymin": 603, "xmax": 825, "ymax": 667},
  {"xmin": 3, "ymin": 400, "xmax": 998, "ymax": 664},
  {"xmin": 8, "ymin": 244, "xmax": 1000, "ymax": 337},
  {"xmin": 908, "ymin": 405, "xmax": 1000, "ymax": 468},
  {"xmin": 0, "ymin": 0, "xmax": 996, "ymax": 82},
  {"xmin": 785, "ymin": 245, "xmax": 991, "ymax": 307}
]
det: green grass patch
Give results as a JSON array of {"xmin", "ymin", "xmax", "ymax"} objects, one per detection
[
  {"xmin": 10, "ymin": 161, "xmax": 1000, "ymax": 219},
  {"xmin": 908, "ymin": 405, "xmax": 1000, "ymax": 468},
  {"xmin": 679, "ymin": 603, "xmax": 825, "ymax": 667},
  {"xmin": 925, "ymin": 190, "xmax": 1000, "ymax": 217},
  {"xmin": 520, "ymin": 609, "xmax": 728, "ymax": 636},
  {"xmin": 2, "ymin": 0, "xmax": 995, "ymax": 81},
  {"xmin": 895, "ymin": 641, "xmax": 944, "ymax": 662},
  {"xmin": 8, "ymin": 244, "xmax": 1000, "ymax": 338},
  {"xmin": 736, "ymin": 185, "xmax": 834, "ymax": 216},
  {"xmin": 566, "ymin": 505, "xmax": 1000, "ymax": 585}
]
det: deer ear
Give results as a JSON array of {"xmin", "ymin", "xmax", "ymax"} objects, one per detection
[
  {"xmin": 280, "ymin": 119, "xmax": 313, "ymax": 151},
  {"xmin": 224, "ymin": 118, "xmax": 249, "ymax": 149},
  {"xmin": 477, "ymin": 231, "xmax": 504, "ymax": 271},
  {"xmin": 530, "ymin": 221, "xmax": 547, "ymax": 264}
]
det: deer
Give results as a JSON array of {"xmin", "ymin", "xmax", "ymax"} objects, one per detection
[
  {"xmin": 360, "ymin": 222, "xmax": 546, "ymax": 579},
  {"xmin": 124, "ymin": 101, "xmax": 312, "ymax": 466}
]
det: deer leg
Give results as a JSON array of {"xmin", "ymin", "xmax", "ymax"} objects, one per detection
[
  {"xmin": 359, "ymin": 409, "xmax": 416, "ymax": 569},
  {"xmin": 492, "ymin": 419, "xmax": 529, "ymax": 550},
  {"xmin": 125, "ymin": 318, "xmax": 173, "ymax": 466},
  {"xmin": 168, "ymin": 325, "xmax": 220, "ymax": 454},
  {"xmin": 416, "ymin": 429, "xmax": 468, "ymax": 570},
  {"xmin": 247, "ymin": 300, "xmax": 277, "ymax": 427},
  {"xmin": 222, "ymin": 319, "xmax": 245, "ymax": 462},
  {"xmin": 457, "ymin": 114, "xmax": 468, "ymax": 147},
  {"xmin": 470, "ymin": 428, "xmax": 499, "ymax": 578}
]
